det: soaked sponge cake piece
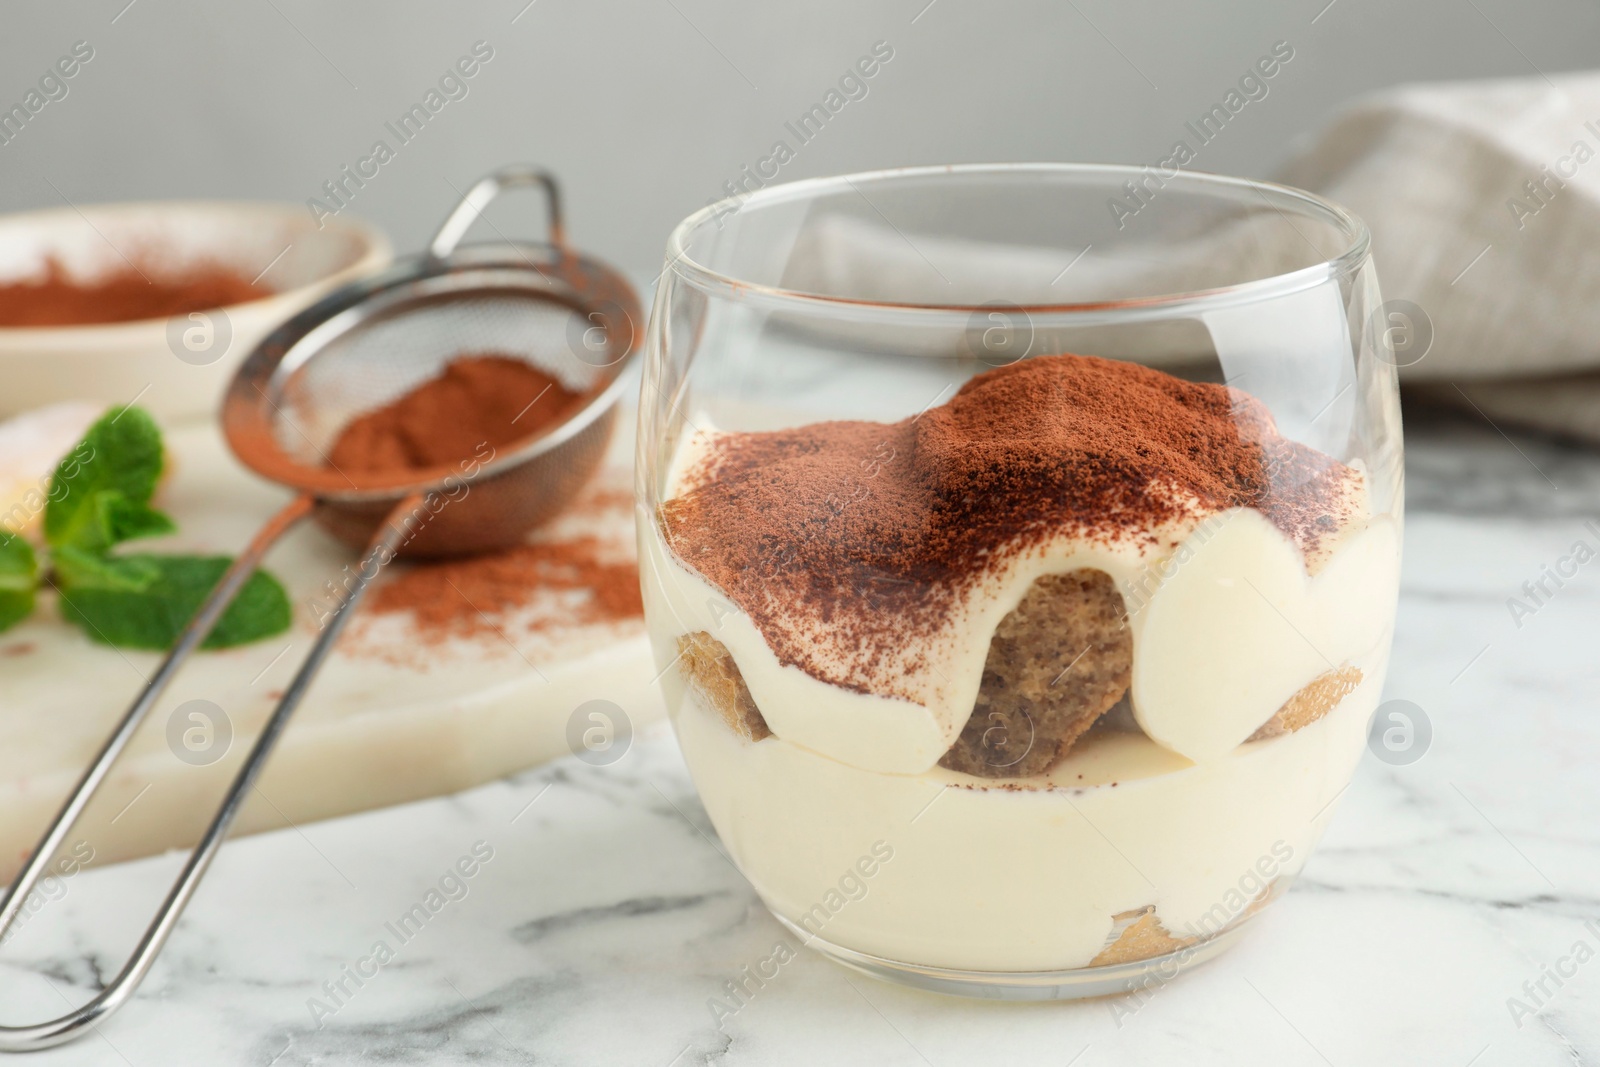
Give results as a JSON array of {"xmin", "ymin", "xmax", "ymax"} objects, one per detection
[
  {"xmin": 938, "ymin": 569, "xmax": 1133, "ymax": 779},
  {"xmin": 1249, "ymin": 666, "xmax": 1364, "ymax": 741},
  {"xmin": 678, "ymin": 630, "xmax": 771, "ymax": 742},
  {"xmin": 674, "ymin": 569, "xmax": 1135, "ymax": 776},
  {"xmin": 1091, "ymin": 907, "xmax": 1195, "ymax": 966}
]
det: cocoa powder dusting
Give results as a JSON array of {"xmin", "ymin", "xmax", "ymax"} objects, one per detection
[
  {"xmin": 661, "ymin": 353, "xmax": 1358, "ymax": 696},
  {"xmin": 329, "ymin": 355, "xmax": 585, "ymax": 473},
  {"xmin": 0, "ymin": 256, "xmax": 266, "ymax": 327},
  {"xmin": 329, "ymin": 355, "xmax": 636, "ymax": 657},
  {"xmin": 365, "ymin": 533, "xmax": 642, "ymax": 644}
]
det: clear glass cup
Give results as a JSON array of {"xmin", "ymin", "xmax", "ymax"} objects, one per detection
[{"xmin": 636, "ymin": 164, "xmax": 1402, "ymax": 999}]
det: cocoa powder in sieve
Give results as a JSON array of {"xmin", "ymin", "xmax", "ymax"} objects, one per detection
[
  {"xmin": 0, "ymin": 256, "xmax": 266, "ymax": 327},
  {"xmin": 328, "ymin": 355, "xmax": 634, "ymax": 649},
  {"xmin": 327, "ymin": 354, "xmax": 585, "ymax": 474}
]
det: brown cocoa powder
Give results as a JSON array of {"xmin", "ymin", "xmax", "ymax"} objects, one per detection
[
  {"xmin": 364, "ymin": 532, "xmax": 642, "ymax": 645},
  {"xmin": 660, "ymin": 353, "xmax": 1358, "ymax": 695},
  {"xmin": 329, "ymin": 357, "xmax": 633, "ymax": 650},
  {"xmin": 327, "ymin": 354, "xmax": 585, "ymax": 474},
  {"xmin": 0, "ymin": 256, "xmax": 266, "ymax": 327}
]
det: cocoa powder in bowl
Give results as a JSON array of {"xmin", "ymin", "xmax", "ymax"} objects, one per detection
[{"xmin": 0, "ymin": 256, "xmax": 266, "ymax": 327}]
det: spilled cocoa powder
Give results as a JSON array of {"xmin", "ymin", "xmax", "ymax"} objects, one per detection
[
  {"xmin": 354, "ymin": 480, "xmax": 642, "ymax": 653},
  {"xmin": 365, "ymin": 532, "xmax": 642, "ymax": 644},
  {"xmin": 326, "ymin": 353, "xmax": 634, "ymax": 654},
  {"xmin": 0, "ymin": 256, "xmax": 266, "ymax": 327},
  {"xmin": 328, "ymin": 354, "xmax": 585, "ymax": 474}
]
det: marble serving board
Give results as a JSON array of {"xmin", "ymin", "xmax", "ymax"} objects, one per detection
[{"xmin": 0, "ymin": 419, "xmax": 662, "ymax": 883}]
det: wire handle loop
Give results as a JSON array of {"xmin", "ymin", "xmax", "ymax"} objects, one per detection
[{"xmin": 428, "ymin": 165, "xmax": 566, "ymax": 260}]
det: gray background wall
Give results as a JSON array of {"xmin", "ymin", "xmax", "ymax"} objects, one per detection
[{"xmin": 1, "ymin": 0, "xmax": 1597, "ymax": 276}]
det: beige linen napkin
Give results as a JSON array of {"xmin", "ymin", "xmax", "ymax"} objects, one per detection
[
  {"xmin": 780, "ymin": 75, "xmax": 1600, "ymax": 442},
  {"xmin": 1279, "ymin": 71, "xmax": 1600, "ymax": 442}
]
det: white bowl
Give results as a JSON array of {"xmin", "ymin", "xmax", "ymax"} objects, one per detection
[{"xmin": 0, "ymin": 201, "xmax": 391, "ymax": 422}]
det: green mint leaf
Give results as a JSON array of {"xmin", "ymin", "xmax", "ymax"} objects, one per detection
[
  {"xmin": 57, "ymin": 554, "xmax": 291, "ymax": 650},
  {"xmin": 97, "ymin": 492, "xmax": 177, "ymax": 544},
  {"xmin": 53, "ymin": 545, "xmax": 161, "ymax": 592},
  {"xmin": 58, "ymin": 556, "xmax": 294, "ymax": 655},
  {"xmin": 43, "ymin": 406, "xmax": 166, "ymax": 553},
  {"xmin": 0, "ymin": 531, "xmax": 38, "ymax": 632}
]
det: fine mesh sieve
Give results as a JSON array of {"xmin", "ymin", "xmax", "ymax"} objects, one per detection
[
  {"xmin": 225, "ymin": 170, "xmax": 640, "ymax": 556},
  {"xmin": 0, "ymin": 166, "xmax": 642, "ymax": 1050}
]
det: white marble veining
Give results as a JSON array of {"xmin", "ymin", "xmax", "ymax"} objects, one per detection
[{"xmin": 2, "ymin": 406, "xmax": 1598, "ymax": 1066}]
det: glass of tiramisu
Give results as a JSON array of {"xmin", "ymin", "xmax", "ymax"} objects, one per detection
[{"xmin": 636, "ymin": 164, "xmax": 1403, "ymax": 999}]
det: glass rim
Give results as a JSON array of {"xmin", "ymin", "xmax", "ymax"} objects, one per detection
[{"xmin": 662, "ymin": 162, "xmax": 1372, "ymax": 322}]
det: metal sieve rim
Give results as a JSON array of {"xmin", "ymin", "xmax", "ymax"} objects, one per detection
[{"xmin": 221, "ymin": 240, "xmax": 642, "ymax": 504}]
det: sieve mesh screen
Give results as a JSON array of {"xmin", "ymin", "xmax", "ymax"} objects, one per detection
[{"xmin": 268, "ymin": 288, "xmax": 598, "ymax": 465}]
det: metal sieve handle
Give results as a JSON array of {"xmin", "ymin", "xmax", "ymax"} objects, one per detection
[
  {"xmin": 0, "ymin": 493, "xmax": 423, "ymax": 1050},
  {"xmin": 427, "ymin": 165, "xmax": 567, "ymax": 260}
]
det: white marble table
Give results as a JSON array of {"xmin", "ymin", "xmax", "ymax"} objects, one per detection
[{"xmin": 3, "ymin": 407, "xmax": 1598, "ymax": 1066}]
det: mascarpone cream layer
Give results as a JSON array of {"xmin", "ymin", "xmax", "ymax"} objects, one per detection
[{"xmin": 663, "ymin": 647, "xmax": 1386, "ymax": 972}]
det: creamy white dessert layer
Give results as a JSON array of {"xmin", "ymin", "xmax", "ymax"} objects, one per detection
[{"xmin": 666, "ymin": 657, "xmax": 1382, "ymax": 971}]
